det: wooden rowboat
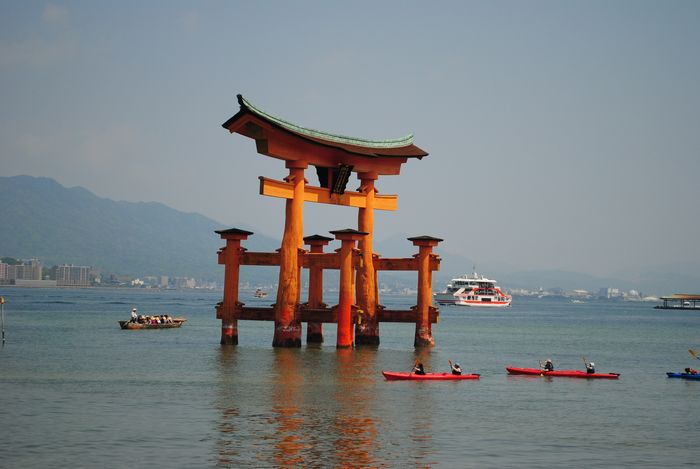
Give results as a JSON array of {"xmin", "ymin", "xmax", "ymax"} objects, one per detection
[{"xmin": 118, "ymin": 318, "xmax": 187, "ymax": 330}]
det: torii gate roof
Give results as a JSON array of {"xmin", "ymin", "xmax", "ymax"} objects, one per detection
[{"xmin": 222, "ymin": 95, "xmax": 428, "ymax": 175}]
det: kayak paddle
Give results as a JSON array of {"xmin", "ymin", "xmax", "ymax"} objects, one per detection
[{"xmin": 689, "ymin": 348, "xmax": 700, "ymax": 360}]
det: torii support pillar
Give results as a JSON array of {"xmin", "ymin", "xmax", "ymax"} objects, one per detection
[
  {"xmin": 273, "ymin": 161, "xmax": 307, "ymax": 348},
  {"xmin": 409, "ymin": 236, "xmax": 443, "ymax": 347},
  {"xmin": 331, "ymin": 229, "xmax": 367, "ymax": 348},
  {"xmin": 216, "ymin": 228, "xmax": 253, "ymax": 345},
  {"xmin": 355, "ymin": 172, "xmax": 380, "ymax": 346},
  {"xmin": 304, "ymin": 234, "xmax": 333, "ymax": 343}
]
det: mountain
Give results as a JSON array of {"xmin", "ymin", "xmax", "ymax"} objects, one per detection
[
  {"xmin": 2, "ymin": 176, "xmax": 696, "ymax": 294},
  {"xmin": 0, "ymin": 176, "xmax": 279, "ymax": 281}
]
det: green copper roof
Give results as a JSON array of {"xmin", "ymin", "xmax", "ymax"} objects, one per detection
[{"xmin": 237, "ymin": 94, "xmax": 415, "ymax": 149}]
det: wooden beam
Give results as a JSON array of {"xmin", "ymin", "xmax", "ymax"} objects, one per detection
[
  {"xmin": 300, "ymin": 252, "xmax": 340, "ymax": 269},
  {"xmin": 234, "ymin": 250, "xmax": 436, "ymax": 270},
  {"xmin": 378, "ymin": 308, "xmax": 439, "ymax": 323},
  {"xmin": 240, "ymin": 251, "xmax": 280, "ymax": 266},
  {"xmin": 259, "ymin": 177, "xmax": 398, "ymax": 211},
  {"xmin": 299, "ymin": 307, "xmax": 339, "ymax": 323},
  {"xmin": 238, "ymin": 251, "xmax": 362, "ymax": 270},
  {"xmin": 238, "ymin": 306, "xmax": 275, "ymax": 321},
  {"xmin": 374, "ymin": 256, "xmax": 440, "ymax": 271},
  {"xmin": 230, "ymin": 306, "xmax": 439, "ymax": 324}
]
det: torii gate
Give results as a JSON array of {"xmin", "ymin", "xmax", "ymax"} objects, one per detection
[{"xmin": 217, "ymin": 95, "xmax": 441, "ymax": 348}]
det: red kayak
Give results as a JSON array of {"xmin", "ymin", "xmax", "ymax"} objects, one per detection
[
  {"xmin": 506, "ymin": 367, "xmax": 620, "ymax": 379},
  {"xmin": 382, "ymin": 371, "xmax": 480, "ymax": 381}
]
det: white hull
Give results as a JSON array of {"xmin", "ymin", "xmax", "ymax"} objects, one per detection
[
  {"xmin": 434, "ymin": 270, "xmax": 512, "ymax": 307},
  {"xmin": 435, "ymin": 295, "xmax": 512, "ymax": 307}
]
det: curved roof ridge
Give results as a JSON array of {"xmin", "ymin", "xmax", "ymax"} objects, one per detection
[{"xmin": 237, "ymin": 94, "xmax": 415, "ymax": 149}]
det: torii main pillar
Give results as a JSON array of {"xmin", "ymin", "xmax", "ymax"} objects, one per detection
[
  {"xmin": 273, "ymin": 161, "xmax": 307, "ymax": 348},
  {"xmin": 355, "ymin": 172, "xmax": 380, "ymax": 346}
]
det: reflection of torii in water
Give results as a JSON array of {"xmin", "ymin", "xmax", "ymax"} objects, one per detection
[{"xmin": 217, "ymin": 95, "xmax": 442, "ymax": 348}]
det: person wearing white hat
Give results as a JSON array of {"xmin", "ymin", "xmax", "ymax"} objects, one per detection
[
  {"xmin": 543, "ymin": 359, "xmax": 554, "ymax": 371},
  {"xmin": 586, "ymin": 362, "xmax": 596, "ymax": 374},
  {"xmin": 130, "ymin": 308, "xmax": 138, "ymax": 323}
]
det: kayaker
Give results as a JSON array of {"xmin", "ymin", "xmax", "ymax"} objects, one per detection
[
  {"xmin": 451, "ymin": 362, "xmax": 462, "ymax": 375},
  {"xmin": 685, "ymin": 367, "xmax": 698, "ymax": 375},
  {"xmin": 412, "ymin": 362, "xmax": 426, "ymax": 375},
  {"xmin": 543, "ymin": 359, "xmax": 554, "ymax": 371},
  {"xmin": 130, "ymin": 308, "xmax": 138, "ymax": 322},
  {"xmin": 586, "ymin": 362, "xmax": 595, "ymax": 374}
]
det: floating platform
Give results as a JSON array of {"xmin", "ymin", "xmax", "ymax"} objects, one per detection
[{"xmin": 654, "ymin": 294, "xmax": 700, "ymax": 310}]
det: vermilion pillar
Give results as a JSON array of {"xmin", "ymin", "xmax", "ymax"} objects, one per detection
[
  {"xmin": 409, "ymin": 236, "xmax": 443, "ymax": 347},
  {"xmin": 273, "ymin": 161, "xmax": 307, "ymax": 348},
  {"xmin": 304, "ymin": 234, "xmax": 332, "ymax": 343},
  {"xmin": 331, "ymin": 229, "xmax": 367, "ymax": 348},
  {"xmin": 355, "ymin": 172, "xmax": 380, "ymax": 346},
  {"xmin": 216, "ymin": 228, "xmax": 253, "ymax": 345}
]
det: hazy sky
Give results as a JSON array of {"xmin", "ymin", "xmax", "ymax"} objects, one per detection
[{"xmin": 2, "ymin": 1, "xmax": 699, "ymax": 278}]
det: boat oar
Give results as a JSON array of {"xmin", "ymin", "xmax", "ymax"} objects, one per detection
[
  {"xmin": 582, "ymin": 356, "xmax": 589, "ymax": 369},
  {"xmin": 689, "ymin": 349, "xmax": 700, "ymax": 361},
  {"xmin": 1, "ymin": 296, "xmax": 5, "ymax": 344},
  {"xmin": 411, "ymin": 359, "xmax": 419, "ymax": 374}
]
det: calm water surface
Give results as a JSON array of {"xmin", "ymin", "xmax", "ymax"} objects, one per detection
[{"xmin": 1, "ymin": 287, "xmax": 699, "ymax": 468}]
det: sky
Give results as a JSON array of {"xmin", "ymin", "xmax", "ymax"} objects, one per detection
[{"xmin": 2, "ymin": 1, "xmax": 699, "ymax": 279}]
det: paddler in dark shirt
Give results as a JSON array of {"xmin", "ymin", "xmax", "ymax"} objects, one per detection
[
  {"xmin": 450, "ymin": 362, "xmax": 462, "ymax": 375},
  {"xmin": 412, "ymin": 362, "xmax": 426, "ymax": 375},
  {"xmin": 586, "ymin": 362, "xmax": 595, "ymax": 374},
  {"xmin": 543, "ymin": 359, "xmax": 554, "ymax": 372}
]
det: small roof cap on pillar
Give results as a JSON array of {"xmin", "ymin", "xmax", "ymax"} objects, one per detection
[
  {"xmin": 304, "ymin": 234, "xmax": 334, "ymax": 244},
  {"xmin": 330, "ymin": 228, "xmax": 368, "ymax": 240},
  {"xmin": 215, "ymin": 227, "xmax": 254, "ymax": 239},
  {"xmin": 408, "ymin": 235, "xmax": 443, "ymax": 246}
]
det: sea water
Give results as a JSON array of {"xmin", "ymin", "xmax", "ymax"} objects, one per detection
[{"xmin": 1, "ymin": 287, "xmax": 699, "ymax": 468}]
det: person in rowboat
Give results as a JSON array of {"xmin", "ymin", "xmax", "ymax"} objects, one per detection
[
  {"xmin": 130, "ymin": 308, "xmax": 138, "ymax": 323},
  {"xmin": 412, "ymin": 362, "xmax": 426, "ymax": 375},
  {"xmin": 542, "ymin": 359, "xmax": 554, "ymax": 371},
  {"xmin": 586, "ymin": 362, "xmax": 595, "ymax": 374},
  {"xmin": 450, "ymin": 362, "xmax": 462, "ymax": 375}
]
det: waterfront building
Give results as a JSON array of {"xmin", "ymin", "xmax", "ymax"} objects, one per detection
[
  {"xmin": 12, "ymin": 259, "xmax": 43, "ymax": 281},
  {"xmin": 0, "ymin": 259, "xmax": 42, "ymax": 282},
  {"xmin": 598, "ymin": 287, "xmax": 622, "ymax": 299},
  {"xmin": 172, "ymin": 277, "xmax": 196, "ymax": 289},
  {"xmin": 56, "ymin": 264, "xmax": 91, "ymax": 287}
]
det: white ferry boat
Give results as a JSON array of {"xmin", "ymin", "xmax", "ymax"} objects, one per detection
[{"xmin": 434, "ymin": 270, "xmax": 512, "ymax": 307}]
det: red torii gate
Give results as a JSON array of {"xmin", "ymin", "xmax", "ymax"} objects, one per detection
[{"xmin": 216, "ymin": 95, "xmax": 441, "ymax": 348}]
